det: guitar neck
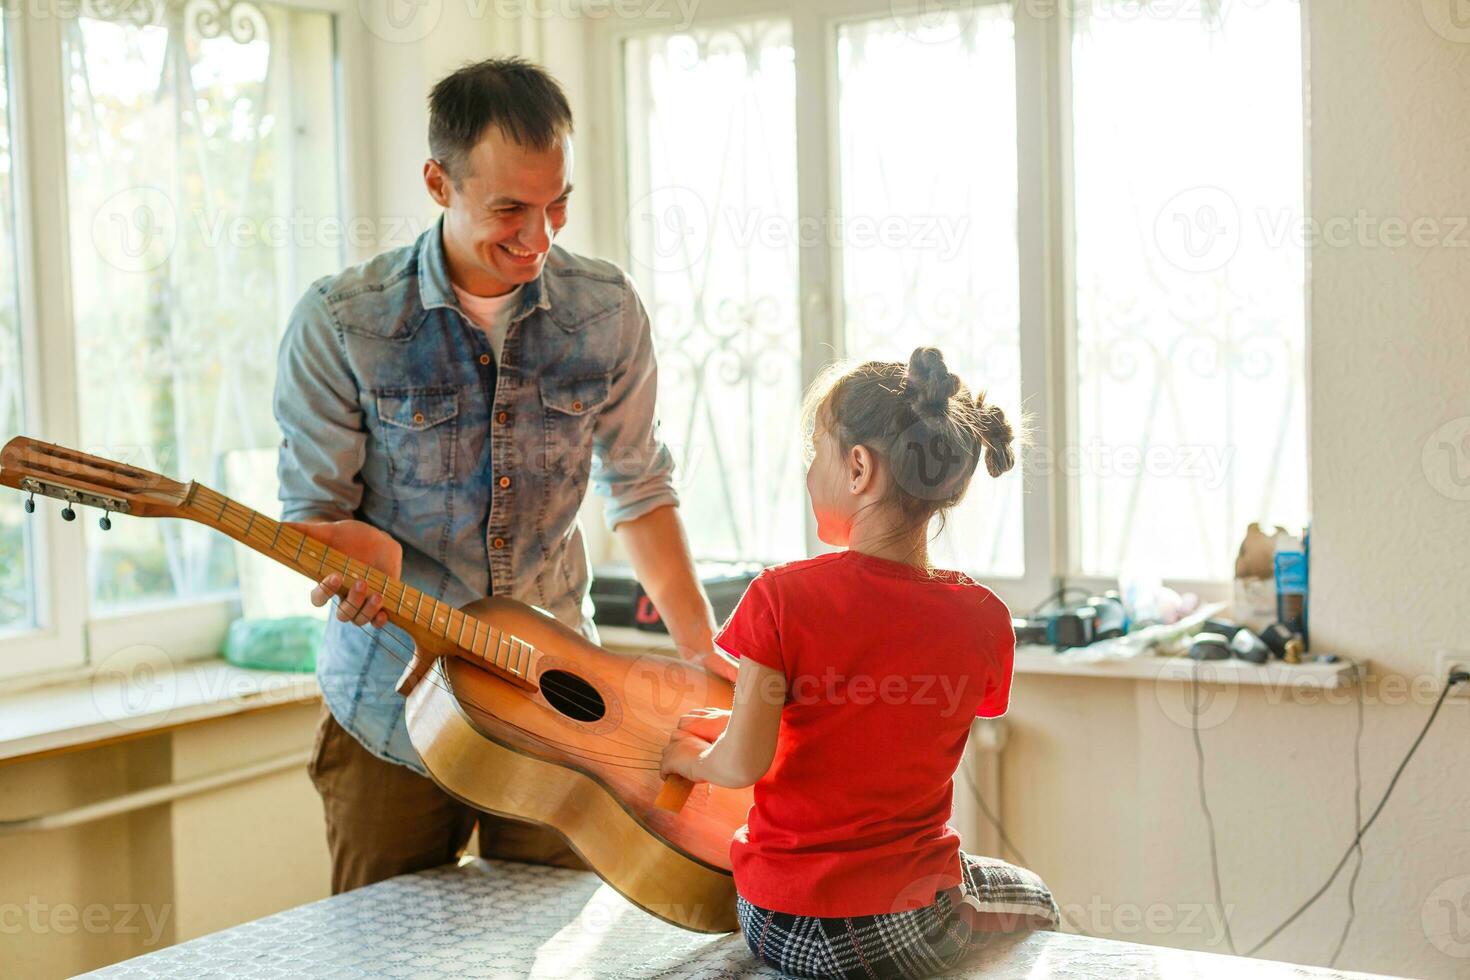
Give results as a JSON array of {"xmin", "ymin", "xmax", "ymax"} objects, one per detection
[{"xmin": 176, "ymin": 482, "xmax": 535, "ymax": 687}]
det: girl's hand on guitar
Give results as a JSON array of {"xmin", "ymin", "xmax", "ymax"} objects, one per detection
[
  {"xmin": 660, "ymin": 729, "xmax": 712, "ymax": 781},
  {"xmin": 676, "ymin": 707, "xmax": 731, "ymax": 742},
  {"xmin": 288, "ymin": 520, "xmax": 403, "ymax": 630}
]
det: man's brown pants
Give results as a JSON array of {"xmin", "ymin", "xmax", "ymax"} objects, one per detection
[{"xmin": 307, "ymin": 703, "xmax": 588, "ymax": 893}]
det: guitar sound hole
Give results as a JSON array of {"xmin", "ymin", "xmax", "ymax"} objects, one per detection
[{"xmin": 539, "ymin": 669, "xmax": 606, "ymax": 723}]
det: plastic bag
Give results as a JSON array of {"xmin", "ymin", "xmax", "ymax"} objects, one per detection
[{"xmin": 222, "ymin": 616, "xmax": 324, "ymax": 673}]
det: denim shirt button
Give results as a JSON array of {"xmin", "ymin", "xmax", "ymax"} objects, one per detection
[
  {"xmin": 498, "ymin": 476, "xmax": 512, "ymax": 489},
  {"xmin": 479, "ymin": 354, "xmax": 491, "ymax": 366}
]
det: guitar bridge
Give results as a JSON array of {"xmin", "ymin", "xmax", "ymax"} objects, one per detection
[{"xmin": 19, "ymin": 477, "xmax": 132, "ymax": 514}]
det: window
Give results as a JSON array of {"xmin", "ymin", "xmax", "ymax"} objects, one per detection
[
  {"xmin": 623, "ymin": 22, "xmax": 804, "ymax": 562},
  {"xmin": 0, "ymin": 21, "xmax": 34, "ymax": 635},
  {"xmin": 607, "ymin": 0, "xmax": 1306, "ymax": 591},
  {"xmin": 836, "ymin": 7, "xmax": 1023, "ymax": 576},
  {"xmin": 60, "ymin": 1, "xmax": 342, "ymax": 611},
  {"xmin": 1070, "ymin": 0, "xmax": 1307, "ymax": 581},
  {"xmin": 0, "ymin": 0, "xmax": 345, "ymax": 682}
]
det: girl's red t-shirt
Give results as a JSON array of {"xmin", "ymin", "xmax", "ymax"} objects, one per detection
[{"xmin": 715, "ymin": 550, "xmax": 1015, "ymax": 918}]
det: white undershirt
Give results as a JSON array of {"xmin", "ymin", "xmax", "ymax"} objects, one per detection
[{"xmin": 451, "ymin": 282, "xmax": 523, "ymax": 365}]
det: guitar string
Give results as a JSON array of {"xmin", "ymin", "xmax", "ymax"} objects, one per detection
[
  {"xmin": 26, "ymin": 473, "xmax": 684, "ymax": 775},
  {"xmin": 193, "ymin": 489, "xmax": 661, "ymax": 748},
  {"xmin": 192, "ymin": 496, "xmax": 666, "ymax": 764},
  {"xmin": 357, "ymin": 608, "xmax": 671, "ymax": 760},
  {"xmin": 17, "ymin": 454, "xmax": 671, "ymax": 772},
  {"xmin": 20, "ymin": 455, "xmax": 673, "ymax": 758},
  {"xmin": 197, "ymin": 495, "xmax": 673, "ymax": 765},
  {"xmin": 343, "ymin": 610, "xmax": 666, "ymax": 768},
  {"xmin": 315, "ymin": 596, "xmax": 666, "ymax": 770},
  {"xmin": 356, "ymin": 618, "xmax": 668, "ymax": 771},
  {"xmin": 200, "ymin": 490, "xmax": 651, "ymax": 742}
]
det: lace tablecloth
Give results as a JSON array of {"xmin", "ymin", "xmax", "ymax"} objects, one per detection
[{"xmin": 82, "ymin": 859, "xmax": 1399, "ymax": 979}]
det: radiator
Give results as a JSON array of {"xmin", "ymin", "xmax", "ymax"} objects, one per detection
[{"xmin": 950, "ymin": 717, "xmax": 1008, "ymax": 858}]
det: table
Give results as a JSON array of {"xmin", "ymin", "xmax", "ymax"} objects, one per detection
[{"xmin": 82, "ymin": 858, "xmax": 1402, "ymax": 979}]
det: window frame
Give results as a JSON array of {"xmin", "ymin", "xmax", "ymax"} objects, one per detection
[
  {"xmin": 590, "ymin": 0, "xmax": 1296, "ymax": 611},
  {"xmin": 0, "ymin": 0, "xmax": 370, "ymax": 686}
]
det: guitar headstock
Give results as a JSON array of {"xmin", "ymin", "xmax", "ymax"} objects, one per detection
[{"xmin": 0, "ymin": 436, "xmax": 192, "ymax": 521}]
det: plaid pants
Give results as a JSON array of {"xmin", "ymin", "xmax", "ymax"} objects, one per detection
[{"xmin": 735, "ymin": 852, "xmax": 1059, "ymax": 980}]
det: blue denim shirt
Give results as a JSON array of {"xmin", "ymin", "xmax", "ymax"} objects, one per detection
[{"xmin": 273, "ymin": 219, "xmax": 677, "ymax": 773}]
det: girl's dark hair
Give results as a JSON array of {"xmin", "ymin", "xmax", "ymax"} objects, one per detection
[
  {"xmin": 803, "ymin": 346, "xmax": 1017, "ymax": 536},
  {"xmin": 428, "ymin": 57, "xmax": 573, "ymax": 184}
]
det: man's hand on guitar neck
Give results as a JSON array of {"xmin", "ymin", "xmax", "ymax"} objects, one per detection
[
  {"xmin": 289, "ymin": 519, "xmax": 403, "ymax": 631},
  {"xmin": 290, "ymin": 519, "xmax": 456, "ymax": 696}
]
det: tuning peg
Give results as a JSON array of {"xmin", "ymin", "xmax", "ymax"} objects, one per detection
[
  {"xmin": 99, "ymin": 513, "xmax": 112, "ymax": 531},
  {"xmin": 23, "ymin": 493, "xmax": 34, "ymax": 514},
  {"xmin": 61, "ymin": 505, "xmax": 76, "ymax": 522}
]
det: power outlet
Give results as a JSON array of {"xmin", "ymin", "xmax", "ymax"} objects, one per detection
[{"xmin": 1435, "ymin": 649, "xmax": 1470, "ymax": 700}]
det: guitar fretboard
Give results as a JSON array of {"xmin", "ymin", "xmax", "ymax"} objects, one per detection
[{"xmin": 181, "ymin": 484, "xmax": 533, "ymax": 681}]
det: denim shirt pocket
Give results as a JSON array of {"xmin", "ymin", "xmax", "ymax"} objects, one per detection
[
  {"xmin": 373, "ymin": 386, "xmax": 460, "ymax": 490},
  {"xmin": 539, "ymin": 374, "xmax": 609, "ymax": 482}
]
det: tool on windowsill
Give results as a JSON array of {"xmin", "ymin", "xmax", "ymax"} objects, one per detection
[{"xmin": 1014, "ymin": 591, "xmax": 1128, "ymax": 651}]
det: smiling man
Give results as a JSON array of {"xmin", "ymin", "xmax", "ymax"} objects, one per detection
[{"xmin": 272, "ymin": 58, "xmax": 728, "ymax": 893}]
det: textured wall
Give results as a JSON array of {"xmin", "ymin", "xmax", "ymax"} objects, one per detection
[{"xmin": 0, "ymin": 703, "xmax": 328, "ymax": 979}]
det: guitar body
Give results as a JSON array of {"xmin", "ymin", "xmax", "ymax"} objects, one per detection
[{"xmin": 405, "ymin": 596, "xmax": 754, "ymax": 933}]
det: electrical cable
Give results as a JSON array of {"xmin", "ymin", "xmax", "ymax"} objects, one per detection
[
  {"xmin": 1327, "ymin": 664, "xmax": 1366, "ymax": 967},
  {"xmin": 956, "ymin": 757, "xmax": 1092, "ymax": 937},
  {"xmin": 1190, "ymin": 667, "xmax": 1238, "ymax": 955},
  {"xmin": 1245, "ymin": 672, "xmax": 1468, "ymax": 956},
  {"xmin": 953, "ymin": 663, "xmax": 1465, "ymax": 960}
]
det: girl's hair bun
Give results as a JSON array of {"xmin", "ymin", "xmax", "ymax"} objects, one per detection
[
  {"xmin": 903, "ymin": 347, "xmax": 959, "ymax": 415},
  {"xmin": 976, "ymin": 393, "xmax": 1016, "ymax": 478}
]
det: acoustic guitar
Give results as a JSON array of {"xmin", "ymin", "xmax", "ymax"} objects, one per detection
[{"xmin": 0, "ymin": 436, "xmax": 753, "ymax": 932}]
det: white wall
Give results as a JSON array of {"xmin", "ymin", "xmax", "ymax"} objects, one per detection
[{"xmin": 1003, "ymin": 4, "xmax": 1470, "ymax": 978}]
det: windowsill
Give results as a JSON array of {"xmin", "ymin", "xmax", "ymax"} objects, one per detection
[
  {"xmin": 0, "ymin": 658, "xmax": 321, "ymax": 766},
  {"xmin": 1013, "ymin": 647, "xmax": 1361, "ymax": 688},
  {"xmin": 598, "ymin": 626, "xmax": 1362, "ymax": 689}
]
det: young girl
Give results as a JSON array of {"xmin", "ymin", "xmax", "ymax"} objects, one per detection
[{"xmin": 661, "ymin": 347, "xmax": 1059, "ymax": 980}]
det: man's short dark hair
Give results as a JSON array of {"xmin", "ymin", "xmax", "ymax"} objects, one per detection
[{"xmin": 428, "ymin": 57, "xmax": 574, "ymax": 183}]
